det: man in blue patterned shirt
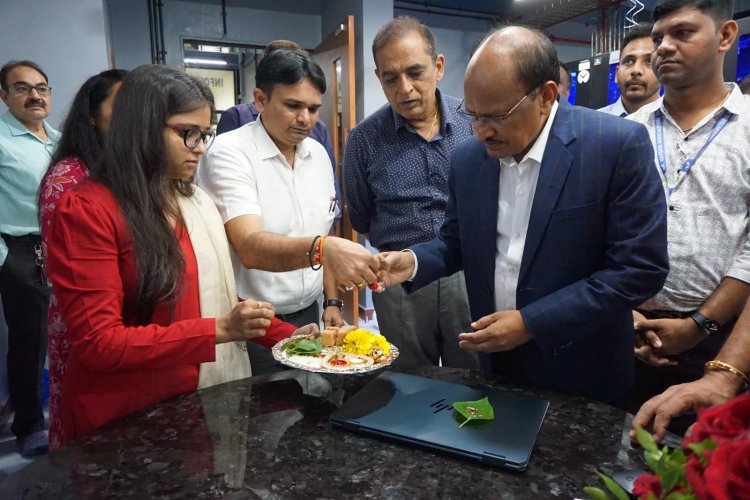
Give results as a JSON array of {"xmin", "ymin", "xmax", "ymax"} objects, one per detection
[{"xmin": 343, "ymin": 17, "xmax": 478, "ymax": 369}]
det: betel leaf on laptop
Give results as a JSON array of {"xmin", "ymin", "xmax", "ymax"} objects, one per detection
[{"xmin": 452, "ymin": 397, "xmax": 494, "ymax": 428}]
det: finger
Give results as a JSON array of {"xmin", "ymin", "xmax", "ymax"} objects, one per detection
[
  {"xmin": 642, "ymin": 330, "xmax": 662, "ymax": 348},
  {"xmin": 242, "ymin": 328, "xmax": 267, "ymax": 339},
  {"xmin": 470, "ymin": 313, "xmax": 498, "ymax": 330},
  {"xmin": 651, "ymin": 355, "xmax": 678, "ymax": 367},
  {"xmin": 636, "ymin": 318, "xmax": 662, "ymax": 331},
  {"xmin": 307, "ymin": 323, "xmax": 320, "ymax": 334},
  {"xmin": 359, "ymin": 267, "xmax": 379, "ymax": 284}
]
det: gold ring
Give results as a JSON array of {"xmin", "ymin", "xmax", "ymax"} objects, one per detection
[
  {"xmin": 357, "ymin": 280, "xmax": 367, "ymax": 289},
  {"xmin": 257, "ymin": 301, "xmax": 262, "ymax": 309}
]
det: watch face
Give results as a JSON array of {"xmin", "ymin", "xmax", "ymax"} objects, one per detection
[{"xmin": 702, "ymin": 320, "xmax": 720, "ymax": 336}]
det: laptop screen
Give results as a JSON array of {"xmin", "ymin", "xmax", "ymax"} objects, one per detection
[{"xmin": 330, "ymin": 371, "xmax": 549, "ymax": 471}]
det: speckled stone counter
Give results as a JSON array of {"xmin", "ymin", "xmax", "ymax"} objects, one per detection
[{"xmin": 0, "ymin": 367, "xmax": 645, "ymax": 499}]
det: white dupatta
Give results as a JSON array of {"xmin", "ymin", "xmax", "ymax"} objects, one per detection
[{"xmin": 176, "ymin": 186, "xmax": 251, "ymax": 388}]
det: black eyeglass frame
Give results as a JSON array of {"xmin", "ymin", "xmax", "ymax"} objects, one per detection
[
  {"xmin": 165, "ymin": 125, "xmax": 216, "ymax": 150},
  {"xmin": 7, "ymin": 82, "xmax": 52, "ymax": 97}
]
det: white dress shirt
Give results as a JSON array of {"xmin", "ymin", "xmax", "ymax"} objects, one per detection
[
  {"xmin": 628, "ymin": 84, "xmax": 750, "ymax": 312},
  {"xmin": 494, "ymin": 101, "xmax": 559, "ymax": 311},
  {"xmin": 197, "ymin": 118, "xmax": 337, "ymax": 314},
  {"xmin": 598, "ymin": 97, "xmax": 628, "ymax": 117}
]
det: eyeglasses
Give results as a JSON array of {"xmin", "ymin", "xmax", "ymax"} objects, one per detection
[
  {"xmin": 456, "ymin": 87, "xmax": 537, "ymax": 128},
  {"xmin": 166, "ymin": 125, "xmax": 216, "ymax": 150},
  {"xmin": 8, "ymin": 82, "xmax": 52, "ymax": 96}
]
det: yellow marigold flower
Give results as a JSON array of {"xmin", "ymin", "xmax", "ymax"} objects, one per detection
[{"xmin": 343, "ymin": 329, "xmax": 390, "ymax": 357}]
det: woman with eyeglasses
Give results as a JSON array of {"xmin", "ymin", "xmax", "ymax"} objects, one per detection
[
  {"xmin": 44, "ymin": 65, "xmax": 307, "ymax": 444},
  {"xmin": 39, "ymin": 68, "xmax": 127, "ymax": 450}
]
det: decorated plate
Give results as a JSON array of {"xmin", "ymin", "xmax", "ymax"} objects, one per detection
[{"xmin": 271, "ymin": 335, "xmax": 399, "ymax": 374}]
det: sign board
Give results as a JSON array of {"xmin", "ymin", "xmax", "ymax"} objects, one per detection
[{"xmin": 185, "ymin": 67, "xmax": 235, "ymax": 112}]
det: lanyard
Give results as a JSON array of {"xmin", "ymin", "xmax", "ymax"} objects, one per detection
[{"xmin": 654, "ymin": 109, "xmax": 732, "ymax": 196}]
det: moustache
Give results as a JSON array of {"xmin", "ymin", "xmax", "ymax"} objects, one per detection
[{"xmin": 25, "ymin": 99, "xmax": 45, "ymax": 108}]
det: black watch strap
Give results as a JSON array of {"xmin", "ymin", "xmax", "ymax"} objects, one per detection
[
  {"xmin": 324, "ymin": 298, "xmax": 344, "ymax": 309},
  {"xmin": 690, "ymin": 311, "xmax": 720, "ymax": 337}
]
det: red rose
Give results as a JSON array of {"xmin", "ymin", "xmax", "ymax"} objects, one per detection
[
  {"xmin": 632, "ymin": 473, "xmax": 662, "ymax": 500},
  {"xmin": 686, "ymin": 451, "xmax": 711, "ymax": 499},
  {"xmin": 684, "ymin": 392, "xmax": 750, "ymax": 447},
  {"xmin": 701, "ymin": 438, "xmax": 750, "ymax": 500}
]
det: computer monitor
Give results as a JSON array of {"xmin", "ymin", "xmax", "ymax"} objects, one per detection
[
  {"xmin": 568, "ymin": 70, "xmax": 577, "ymax": 105},
  {"xmin": 607, "ymin": 62, "xmax": 622, "ymax": 105},
  {"xmin": 736, "ymin": 32, "xmax": 750, "ymax": 83}
]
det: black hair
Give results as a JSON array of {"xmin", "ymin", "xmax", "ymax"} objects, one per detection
[
  {"xmin": 94, "ymin": 64, "xmax": 214, "ymax": 325},
  {"xmin": 255, "ymin": 48, "xmax": 326, "ymax": 96},
  {"xmin": 559, "ymin": 66, "xmax": 572, "ymax": 88},
  {"xmin": 0, "ymin": 60, "xmax": 48, "ymax": 89},
  {"xmin": 372, "ymin": 16, "xmax": 438, "ymax": 65},
  {"xmin": 652, "ymin": 0, "xmax": 734, "ymax": 22},
  {"xmin": 621, "ymin": 23, "xmax": 654, "ymax": 52},
  {"xmin": 263, "ymin": 39, "xmax": 302, "ymax": 58},
  {"xmin": 48, "ymin": 69, "xmax": 128, "ymax": 172}
]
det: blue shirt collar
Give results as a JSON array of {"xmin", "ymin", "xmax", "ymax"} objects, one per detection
[{"xmin": 1, "ymin": 110, "xmax": 59, "ymax": 142}]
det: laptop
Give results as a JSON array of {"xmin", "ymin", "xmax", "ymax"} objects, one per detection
[{"xmin": 330, "ymin": 371, "xmax": 549, "ymax": 471}]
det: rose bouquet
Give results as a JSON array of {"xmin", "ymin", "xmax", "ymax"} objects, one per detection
[{"xmin": 585, "ymin": 392, "xmax": 750, "ymax": 500}]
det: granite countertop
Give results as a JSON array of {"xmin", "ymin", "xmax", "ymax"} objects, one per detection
[{"xmin": 1, "ymin": 367, "xmax": 645, "ymax": 499}]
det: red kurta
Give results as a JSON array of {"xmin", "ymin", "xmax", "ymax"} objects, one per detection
[
  {"xmin": 46, "ymin": 181, "xmax": 295, "ymax": 444},
  {"xmin": 39, "ymin": 155, "xmax": 90, "ymax": 450}
]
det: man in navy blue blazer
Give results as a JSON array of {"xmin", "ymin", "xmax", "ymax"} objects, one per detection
[{"xmin": 378, "ymin": 26, "xmax": 669, "ymax": 402}]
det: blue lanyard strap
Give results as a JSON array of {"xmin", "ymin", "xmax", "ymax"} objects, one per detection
[{"xmin": 654, "ymin": 109, "xmax": 732, "ymax": 196}]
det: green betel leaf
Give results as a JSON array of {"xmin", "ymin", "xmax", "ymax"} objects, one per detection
[
  {"xmin": 583, "ymin": 486, "xmax": 611, "ymax": 500},
  {"xmin": 283, "ymin": 337, "xmax": 322, "ymax": 356},
  {"xmin": 452, "ymin": 397, "xmax": 494, "ymax": 428},
  {"xmin": 636, "ymin": 427, "xmax": 659, "ymax": 453},
  {"xmin": 597, "ymin": 472, "xmax": 630, "ymax": 500}
]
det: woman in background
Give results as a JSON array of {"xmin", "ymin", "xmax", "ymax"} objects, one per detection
[
  {"xmin": 45, "ymin": 65, "xmax": 307, "ymax": 444},
  {"xmin": 39, "ymin": 69, "xmax": 127, "ymax": 450}
]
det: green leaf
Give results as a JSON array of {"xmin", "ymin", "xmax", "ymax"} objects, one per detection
[
  {"xmin": 645, "ymin": 450, "xmax": 660, "ymax": 472},
  {"xmin": 452, "ymin": 397, "xmax": 494, "ymax": 428},
  {"xmin": 637, "ymin": 427, "xmax": 659, "ymax": 453},
  {"xmin": 660, "ymin": 467, "xmax": 680, "ymax": 494},
  {"xmin": 583, "ymin": 486, "xmax": 611, "ymax": 500},
  {"xmin": 665, "ymin": 492, "xmax": 696, "ymax": 500},
  {"xmin": 597, "ymin": 472, "xmax": 630, "ymax": 500},
  {"xmin": 283, "ymin": 337, "xmax": 322, "ymax": 356}
]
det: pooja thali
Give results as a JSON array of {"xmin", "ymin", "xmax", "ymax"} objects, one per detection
[{"xmin": 271, "ymin": 327, "xmax": 399, "ymax": 374}]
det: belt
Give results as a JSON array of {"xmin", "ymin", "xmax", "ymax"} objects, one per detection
[
  {"xmin": 638, "ymin": 309, "xmax": 693, "ymax": 320},
  {"xmin": 1, "ymin": 233, "xmax": 42, "ymax": 244},
  {"xmin": 276, "ymin": 301, "xmax": 316, "ymax": 322}
]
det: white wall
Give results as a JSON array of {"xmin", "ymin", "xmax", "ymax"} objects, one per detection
[
  {"xmin": 0, "ymin": 0, "xmax": 110, "ymax": 128},
  {"xmin": 431, "ymin": 26, "xmax": 484, "ymax": 100}
]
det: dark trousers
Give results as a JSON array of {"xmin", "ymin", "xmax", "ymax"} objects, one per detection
[
  {"xmin": 247, "ymin": 300, "xmax": 319, "ymax": 375},
  {"xmin": 0, "ymin": 234, "xmax": 49, "ymax": 438},
  {"xmin": 618, "ymin": 309, "xmax": 735, "ymax": 435}
]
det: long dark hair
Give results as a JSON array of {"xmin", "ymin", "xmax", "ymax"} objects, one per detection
[
  {"xmin": 94, "ymin": 65, "xmax": 214, "ymax": 325},
  {"xmin": 49, "ymin": 69, "xmax": 128, "ymax": 171}
]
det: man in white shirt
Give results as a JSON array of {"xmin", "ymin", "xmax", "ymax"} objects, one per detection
[
  {"xmin": 377, "ymin": 26, "xmax": 668, "ymax": 402},
  {"xmin": 199, "ymin": 48, "xmax": 378, "ymax": 373},
  {"xmin": 627, "ymin": 0, "xmax": 750, "ymax": 435},
  {"xmin": 599, "ymin": 23, "xmax": 661, "ymax": 117}
]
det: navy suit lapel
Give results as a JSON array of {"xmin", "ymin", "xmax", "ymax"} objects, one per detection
[
  {"xmin": 519, "ymin": 109, "xmax": 576, "ymax": 283},
  {"xmin": 479, "ymin": 150, "xmax": 499, "ymax": 280}
]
